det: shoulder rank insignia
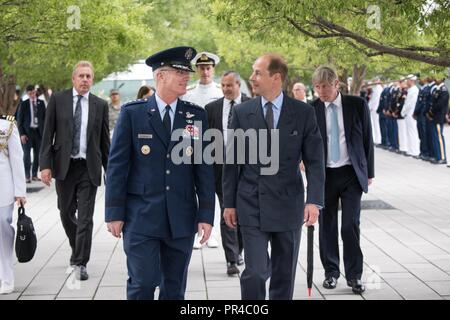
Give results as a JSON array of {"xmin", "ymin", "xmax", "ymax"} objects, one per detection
[{"xmin": 0, "ymin": 115, "xmax": 15, "ymax": 122}]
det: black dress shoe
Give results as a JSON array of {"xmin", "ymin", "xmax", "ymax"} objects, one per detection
[
  {"xmin": 347, "ymin": 279, "xmax": 365, "ymax": 294},
  {"xmin": 323, "ymin": 276, "xmax": 338, "ymax": 289},
  {"xmin": 226, "ymin": 263, "xmax": 240, "ymax": 276},
  {"xmin": 75, "ymin": 265, "xmax": 89, "ymax": 281}
]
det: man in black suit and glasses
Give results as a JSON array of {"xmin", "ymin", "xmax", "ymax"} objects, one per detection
[
  {"xmin": 40, "ymin": 61, "xmax": 110, "ymax": 281},
  {"xmin": 205, "ymin": 71, "xmax": 250, "ymax": 276},
  {"xmin": 311, "ymin": 65, "xmax": 374, "ymax": 294},
  {"xmin": 223, "ymin": 54, "xmax": 325, "ymax": 300}
]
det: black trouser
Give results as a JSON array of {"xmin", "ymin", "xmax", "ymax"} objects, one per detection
[
  {"xmin": 319, "ymin": 165, "xmax": 364, "ymax": 280},
  {"xmin": 240, "ymin": 226, "xmax": 300, "ymax": 300},
  {"xmin": 55, "ymin": 159, "xmax": 97, "ymax": 267},
  {"xmin": 22, "ymin": 128, "xmax": 41, "ymax": 178},
  {"xmin": 215, "ymin": 171, "xmax": 243, "ymax": 264}
]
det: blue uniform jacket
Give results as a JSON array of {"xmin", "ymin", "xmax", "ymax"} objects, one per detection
[{"xmin": 105, "ymin": 95, "xmax": 215, "ymax": 239}]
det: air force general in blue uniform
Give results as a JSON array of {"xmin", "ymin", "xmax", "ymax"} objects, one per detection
[{"xmin": 105, "ymin": 47, "xmax": 215, "ymax": 300}]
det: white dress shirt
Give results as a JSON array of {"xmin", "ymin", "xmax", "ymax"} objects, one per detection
[
  {"xmin": 29, "ymin": 99, "xmax": 38, "ymax": 128},
  {"xmin": 155, "ymin": 93, "xmax": 177, "ymax": 128},
  {"xmin": 223, "ymin": 94, "xmax": 242, "ymax": 145},
  {"xmin": 325, "ymin": 93, "xmax": 351, "ymax": 168},
  {"xmin": 72, "ymin": 88, "xmax": 89, "ymax": 159}
]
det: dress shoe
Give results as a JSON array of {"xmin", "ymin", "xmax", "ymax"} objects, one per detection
[
  {"xmin": 431, "ymin": 159, "xmax": 447, "ymax": 165},
  {"xmin": 26, "ymin": 178, "xmax": 31, "ymax": 183},
  {"xmin": 32, "ymin": 176, "xmax": 41, "ymax": 181},
  {"xmin": 322, "ymin": 276, "xmax": 338, "ymax": 289},
  {"xmin": 206, "ymin": 236, "xmax": 219, "ymax": 248},
  {"xmin": 347, "ymin": 279, "xmax": 365, "ymax": 294},
  {"xmin": 75, "ymin": 265, "xmax": 89, "ymax": 281},
  {"xmin": 0, "ymin": 281, "xmax": 14, "ymax": 294},
  {"xmin": 226, "ymin": 262, "xmax": 240, "ymax": 276},
  {"xmin": 237, "ymin": 254, "xmax": 244, "ymax": 266}
]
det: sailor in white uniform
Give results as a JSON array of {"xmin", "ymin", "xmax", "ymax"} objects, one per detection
[
  {"xmin": 182, "ymin": 52, "xmax": 223, "ymax": 249},
  {"xmin": 182, "ymin": 51, "xmax": 223, "ymax": 108},
  {"xmin": 0, "ymin": 115, "xmax": 26, "ymax": 295}
]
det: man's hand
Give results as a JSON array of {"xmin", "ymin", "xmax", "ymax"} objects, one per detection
[
  {"xmin": 304, "ymin": 204, "xmax": 320, "ymax": 226},
  {"xmin": 107, "ymin": 221, "xmax": 124, "ymax": 238},
  {"xmin": 197, "ymin": 223, "xmax": 212, "ymax": 245},
  {"xmin": 368, "ymin": 178, "xmax": 373, "ymax": 186},
  {"xmin": 15, "ymin": 197, "xmax": 26, "ymax": 206},
  {"xmin": 223, "ymin": 208, "xmax": 237, "ymax": 229},
  {"xmin": 41, "ymin": 169, "xmax": 52, "ymax": 186},
  {"xmin": 20, "ymin": 135, "xmax": 28, "ymax": 145}
]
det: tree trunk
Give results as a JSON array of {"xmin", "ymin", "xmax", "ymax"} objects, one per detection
[
  {"xmin": 0, "ymin": 66, "xmax": 17, "ymax": 115},
  {"xmin": 350, "ymin": 64, "xmax": 366, "ymax": 96},
  {"xmin": 338, "ymin": 69, "xmax": 349, "ymax": 94}
]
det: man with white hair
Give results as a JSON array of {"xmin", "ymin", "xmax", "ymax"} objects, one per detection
[
  {"xmin": 401, "ymin": 75, "xmax": 420, "ymax": 156},
  {"xmin": 292, "ymin": 82, "xmax": 308, "ymax": 103}
]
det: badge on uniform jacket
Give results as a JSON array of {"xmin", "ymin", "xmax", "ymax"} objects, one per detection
[
  {"xmin": 186, "ymin": 146, "xmax": 193, "ymax": 157},
  {"xmin": 138, "ymin": 134, "xmax": 153, "ymax": 139},
  {"xmin": 186, "ymin": 112, "xmax": 195, "ymax": 119},
  {"xmin": 141, "ymin": 145, "xmax": 151, "ymax": 155},
  {"xmin": 183, "ymin": 125, "xmax": 200, "ymax": 140}
]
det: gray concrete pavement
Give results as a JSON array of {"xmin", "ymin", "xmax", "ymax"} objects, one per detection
[{"xmin": 1, "ymin": 128, "xmax": 449, "ymax": 300}]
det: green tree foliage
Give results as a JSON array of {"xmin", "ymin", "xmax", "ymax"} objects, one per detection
[{"xmin": 0, "ymin": 0, "xmax": 151, "ymax": 114}]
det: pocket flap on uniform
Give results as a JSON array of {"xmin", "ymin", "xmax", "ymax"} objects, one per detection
[{"xmin": 127, "ymin": 182, "xmax": 145, "ymax": 195}]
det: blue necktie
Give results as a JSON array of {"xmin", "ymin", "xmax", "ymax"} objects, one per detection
[
  {"xmin": 163, "ymin": 105, "xmax": 171, "ymax": 137},
  {"xmin": 71, "ymin": 95, "xmax": 83, "ymax": 156},
  {"xmin": 329, "ymin": 103, "xmax": 340, "ymax": 163}
]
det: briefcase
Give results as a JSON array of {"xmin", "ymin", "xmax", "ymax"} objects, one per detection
[{"xmin": 15, "ymin": 205, "xmax": 37, "ymax": 263}]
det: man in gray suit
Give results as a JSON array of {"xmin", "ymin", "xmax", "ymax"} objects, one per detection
[{"xmin": 222, "ymin": 54, "xmax": 325, "ymax": 300}]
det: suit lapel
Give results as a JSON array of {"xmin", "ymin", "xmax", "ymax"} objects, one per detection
[
  {"xmin": 341, "ymin": 94, "xmax": 353, "ymax": 142},
  {"xmin": 66, "ymin": 90, "xmax": 74, "ymax": 138},
  {"xmin": 217, "ymin": 98, "xmax": 224, "ymax": 132},
  {"xmin": 277, "ymin": 95, "xmax": 294, "ymax": 130},
  {"xmin": 316, "ymin": 100, "xmax": 328, "ymax": 161},
  {"xmin": 147, "ymin": 95, "xmax": 168, "ymax": 147},
  {"xmin": 87, "ymin": 94, "xmax": 97, "ymax": 140},
  {"xmin": 247, "ymin": 97, "xmax": 267, "ymax": 130}
]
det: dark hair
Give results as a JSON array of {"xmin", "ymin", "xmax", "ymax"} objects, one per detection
[
  {"xmin": 264, "ymin": 54, "xmax": 288, "ymax": 82},
  {"xmin": 137, "ymin": 85, "xmax": 154, "ymax": 99},
  {"xmin": 26, "ymin": 85, "xmax": 34, "ymax": 92}
]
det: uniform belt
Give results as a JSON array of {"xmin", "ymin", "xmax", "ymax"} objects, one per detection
[{"xmin": 71, "ymin": 157, "xmax": 86, "ymax": 162}]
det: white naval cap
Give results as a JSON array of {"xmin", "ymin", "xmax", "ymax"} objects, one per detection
[
  {"xmin": 406, "ymin": 74, "xmax": 417, "ymax": 81},
  {"xmin": 192, "ymin": 51, "xmax": 220, "ymax": 66}
]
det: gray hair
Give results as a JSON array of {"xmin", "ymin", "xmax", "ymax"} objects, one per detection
[
  {"xmin": 312, "ymin": 65, "xmax": 338, "ymax": 85},
  {"xmin": 222, "ymin": 70, "xmax": 241, "ymax": 84},
  {"xmin": 72, "ymin": 61, "xmax": 94, "ymax": 77}
]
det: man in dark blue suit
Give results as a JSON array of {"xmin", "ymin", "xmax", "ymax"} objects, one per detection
[
  {"xmin": 223, "ymin": 54, "xmax": 325, "ymax": 300},
  {"xmin": 311, "ymin": 66, "xmax": 374, "ymax": 294},
  {"xmin": 105, "ymin": 46, "xmax": 215, "ymax": 300},
  {"xmin": 16, "ymin": 85, "xmax": 46, "ymax": 182}
]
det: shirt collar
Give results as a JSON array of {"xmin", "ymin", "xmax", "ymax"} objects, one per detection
[
  {"xmin": 224, "ymin": 93, "xmax": 242, "ymax": 105},
  {"xmin": 73, "ymin": 88, "xmax": 89, "ymax": 99},
  {"xmin": 261, "ymin": 91, "xmax": 283, "ymax": 110},
  {"xmin": 325, "ymin": 92, "xmax": 342, "ymax": 109},
  {"xmin": 155, "ymin": 93, "xmax": 177, "ymax": 114}
]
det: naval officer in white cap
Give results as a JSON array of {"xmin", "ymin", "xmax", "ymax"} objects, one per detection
[{"xmin": 182, "ymin": 51, "xmax": 223, "ymax": 108}]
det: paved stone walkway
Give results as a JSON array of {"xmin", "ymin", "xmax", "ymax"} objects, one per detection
[{"xmin": 1, "ymin": 128, "xmax": 449, "ymax": 300}]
